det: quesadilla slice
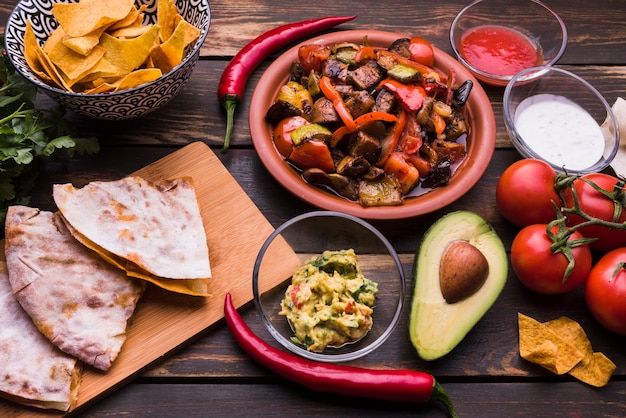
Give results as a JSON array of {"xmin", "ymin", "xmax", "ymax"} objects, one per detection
[
  {"xmin": 0, "ymin": 258, "xmax": 81, "ymax": 412},
  {"xmin": 52, "ymin": 176, "xmax": 211, "ymax": 296},
  {"xmin": 4, "ymin": 206, "xmax": 145, "ymax": 371}
]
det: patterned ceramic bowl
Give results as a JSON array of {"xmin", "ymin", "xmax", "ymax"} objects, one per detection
[{"xmin": 4, "ymin": 0, "xmax": 210, "ymax": 120}]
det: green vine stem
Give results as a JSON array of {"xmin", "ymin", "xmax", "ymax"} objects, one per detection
[{"xmin": 545, "ymin": 173, "xmax": 626, "ymax": 282}]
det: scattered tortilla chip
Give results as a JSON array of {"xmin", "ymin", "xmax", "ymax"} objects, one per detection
[
  {"xmin": 544, "ymin": 316, "xmax": 617, "ymax": 388},
  {"xmin": 23, "ymin": 0, "xmax": 202, "ymax": 94},
  {"xmin": 518, "ymin": 313, "xmax": 584, "ymax": 375},
  {"xmin": 518, "ymin": 312, "xmax": 616, "ymax": 387}
]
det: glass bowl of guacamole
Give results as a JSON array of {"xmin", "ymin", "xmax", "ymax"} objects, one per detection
[{"xmin": 252, "ymin": 211, "xmax": 405, "ymax": 362}]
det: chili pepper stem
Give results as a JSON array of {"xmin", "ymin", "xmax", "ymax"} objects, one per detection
[
  {"xmin": 430, "ymin": 381, "xmax": 459, "ymax": 418},
  {"xmin": 220, "ymin": 96, "xmax": 239, "ymax": 154}
]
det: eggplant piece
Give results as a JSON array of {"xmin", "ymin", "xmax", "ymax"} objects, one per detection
[
  {"xmin": 302, "ymin": 168, "xmax": 359, "ymax": 201},
  {"xmin": 336, "ymin": 155, "xmax": 371, "ymax": 177},
  {"xmin": 358, "ymin": 176, "xmax": 404, "ymax": 207},
  {"xmin": 452, "ymin": 80, "xmax": 473, "ymax": 107},
  {"xmin": 387, "ymin": 38, "xmax": 411, "ymax": 59},
  {"xmin": 323, "ymin": 56, "xmax": 349, "ymax": 82},
  {"xmin": 445, "ymin": 108, "xmax": 469, "ymax": 141},
  {"xmin": 421, "ymin": 158, "xmax": 452, "ymax": 189},
  {"xmin": 265, "ymin": 100, "xmax": 302, "ymax": 124}
]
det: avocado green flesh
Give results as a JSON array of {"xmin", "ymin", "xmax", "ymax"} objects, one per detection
[{"xmin": 409, "ymin": 211, "xmax": 507, "ymax": 361}]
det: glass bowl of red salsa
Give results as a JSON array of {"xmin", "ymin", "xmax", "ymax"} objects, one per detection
[{"xmin": 449, "ymin": 0, "xmax": 567, "ymax": 87}]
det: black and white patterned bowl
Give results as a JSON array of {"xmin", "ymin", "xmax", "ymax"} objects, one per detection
[{"xmin": 4, "ymin": 0, "xmax": 210, "ymax": 120}]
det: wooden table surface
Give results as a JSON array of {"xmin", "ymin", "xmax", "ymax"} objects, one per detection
[{"xmin": 2, "ymin": 0, "xmax": 626, "ymax": 416}]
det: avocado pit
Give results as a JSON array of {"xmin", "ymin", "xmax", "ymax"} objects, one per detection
[{"xmin": 439, "ymin": 240, "xmax": 489, "ymax": 303}]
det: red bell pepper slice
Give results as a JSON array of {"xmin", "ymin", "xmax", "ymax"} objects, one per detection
[
  {"xmin": 355, "ymin": 46, "xmax": 378, "ymax": 63},
  {"xmin": 377, "ymin": 109, "xmax": 407, "ymax": 167},
  {"xmin": 378, "ymin": 78, "xmax": 426, "ymax": 112},
  {"xmin": 319, "ymin": 76, "xmax": 358, "ymax": 131}
]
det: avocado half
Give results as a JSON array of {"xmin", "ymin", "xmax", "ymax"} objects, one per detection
[{"xmin": 409, "ymin": 211, "xmax": 507, "ymax": 361}]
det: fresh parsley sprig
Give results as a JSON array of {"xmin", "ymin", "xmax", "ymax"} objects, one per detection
[{"xmin": 0, "ymin": 36, "xmax": 99, "ymax": 228}]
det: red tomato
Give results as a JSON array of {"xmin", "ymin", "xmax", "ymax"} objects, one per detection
[
  {"xmin": 273, "ymin": 116, "xmax": 309, "ymax": 158},
  {"xmin": 585, "ymin": 248, "xmax": 626, "ymax": 335},
  {"xmin": 562, "ymin": 173, "xmax": 626, "ymax": 251},
  {"xmin": 511, "ymin": 224, "xmax": 592, "ymax": 294},
  {"xmin": 409, "ymin": 36, "xmax": 435, "ymax": 66},
  {"xmin": 496, "ymin": 159, "xmax": 560, "ymax": 228},
  {"xmin": 287, "ymin": 140, "xmax": 335, "ymax": 173},
  {"xmin": 298, "ymin": 44, "xmax": 331, "ymax": 73}
]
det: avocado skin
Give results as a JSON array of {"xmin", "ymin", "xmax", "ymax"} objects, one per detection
[{"xmin": 409, "ymin": 210, "xmax": 507, "ymax": 361}]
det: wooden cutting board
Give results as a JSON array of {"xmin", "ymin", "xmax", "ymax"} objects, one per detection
[{"xmin": 0, "ymin": 141, "xmax": 300, "ymax": 417}]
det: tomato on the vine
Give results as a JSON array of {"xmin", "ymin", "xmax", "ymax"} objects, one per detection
[
  {"xmin": 585, "ymin": 248, "xmax": 626, "ymax": 335},
  {"xmin": 562, "ymin": 173, "xmax": 626, "ymax": 251},
  {"xmin": 510, "ymin": 224, "xmax": 592, "ymax": 294},
  {"xmin": 496, "ymin": 159, "xmax": 560, "ymax": 228}
]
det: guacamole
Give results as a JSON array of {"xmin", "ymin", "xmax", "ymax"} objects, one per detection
[{"xmin": 279, "ymin": 249, "xmax": 378, "ymax": 352}]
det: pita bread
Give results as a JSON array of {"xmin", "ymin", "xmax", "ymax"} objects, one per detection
[
  {"xmin": 0, "ymin": 259, "xmax": 81, "ymax": 412},
  {"xmin": 52, "ymin": 176, "xmax": 211, "ymax": 296},
  {"xmin": 4, "ymin": 206, "xmax": 145, "ymax": 371}
]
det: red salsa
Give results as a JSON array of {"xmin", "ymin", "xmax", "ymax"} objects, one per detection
[{"xmin": 459, "ymin": 25, "xmax": 541, "ymax": 77}]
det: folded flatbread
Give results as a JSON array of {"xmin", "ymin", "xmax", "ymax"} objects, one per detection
[
  {"xmin": 4, "ymin": 206, "xmax": 145, "ymax": 371},
  {"xmin": 0, "ymin": 258, "xmax": 81, "ymax": 412},
  {"xmin": 52, "ymin": 176, "xmax": 211, "ymax": 296}
]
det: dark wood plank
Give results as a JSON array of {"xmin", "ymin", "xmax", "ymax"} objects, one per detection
[{"xmin": 77, "ymin": 380, "xmax": 626, "ymax": 417}]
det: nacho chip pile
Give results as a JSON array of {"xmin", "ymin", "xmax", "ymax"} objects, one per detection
[
  {"xmin": 23, "ymin": 0, "xmax": 201, "ymax": 94},
  {"xmin": 518, "ymin": 312, "xmax": 616, "ymax": 387}
]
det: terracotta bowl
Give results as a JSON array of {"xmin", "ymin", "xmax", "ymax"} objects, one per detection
[{"xmin": 249, "ymin": 30, "xmax": 496, "ymax": 220}]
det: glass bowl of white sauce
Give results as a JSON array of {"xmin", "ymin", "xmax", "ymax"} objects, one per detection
[{"xmin": 503, "ymin": 66, "xmax": 619, "ymax": 174}]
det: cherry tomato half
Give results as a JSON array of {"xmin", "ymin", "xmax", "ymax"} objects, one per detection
[
  {"xmin": 298, "ymin": 44, "xmax": 331, "ymax": 74},
  {"xmin": 287, "ymin": 140, "xmax": 335, "ymax": 173},
  {"xmin": 496, "ymin": 159, "xmax": 560, "ymax": 228},
  {"xmin": 409, "ymin": 36, "xmax": 435, "ymax": 67},
  {"xmin": 585, "ymin": 248, "xmax": 626, "ymax": 335},
  {"xmin": 511, "ymin": 224, "xmax": 592, "ymax": 294},
  {"xmin": 562, "ymin": 173, "xmax": 626, "ymax": 251},
  {"xmin": 273, "ymin": 116, "xmax": 309, "ymax": 158}
]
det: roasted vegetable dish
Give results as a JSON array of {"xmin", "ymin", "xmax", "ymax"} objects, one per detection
[{"xmin": 265, "ymin": 36, "xmax": 472, "ymax": 207}]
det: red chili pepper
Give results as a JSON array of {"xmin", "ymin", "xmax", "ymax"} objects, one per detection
[
  {"xmin": 217, "ymin": 16, "xmax": 357, "ymax": 154},
  {"xmin": 223, "ymin": 293, "xmax": 459, "ymax": 417}
]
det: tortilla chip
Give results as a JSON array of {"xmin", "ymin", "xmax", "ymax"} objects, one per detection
[
  {"xmin": 544, "ymin": 316, "xmax": 617, "ymax": 387},
  {"xmin": 157, "ymin": 0, "xmax": 180, "ymax": 42},
  {"xmin": 24, "ymin": 21, "xmax": 72, "ymax": 91},
  {"xmin": 108, "ymin": 5, "xmax": 147, "ymax": 31},
  {"xmin": 518, "ymin": 313, "xmax": 584, "ymax": 375},
  {"xmin": 52, "ymin": 0, "xmax": 135, "ymax": 37},
  {"xmin": 519, "ymin": 313, "xmax": 616, "ymax": 387},
  {"xmin": 114, "ymin": 68, "xmax": 162, "ymax": 91},
  {"xmin": 98, "ymin": 24, "xmax": 160, "ymax": 74}
]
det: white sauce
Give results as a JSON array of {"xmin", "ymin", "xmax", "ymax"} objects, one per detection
[{"xmin": 514, "ymin": 93, "xmax": 606, "ymax": 170}]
